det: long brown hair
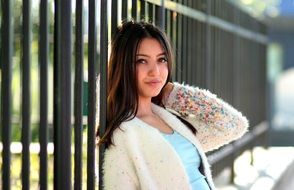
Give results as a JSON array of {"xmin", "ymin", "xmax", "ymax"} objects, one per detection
[
  {"xmin": 98, "ymin": 21, "xmax": 173, "ymax": 147},
  {"xmin": 98, "ymin": 21, "xmax": 195, "ymax": 147}
]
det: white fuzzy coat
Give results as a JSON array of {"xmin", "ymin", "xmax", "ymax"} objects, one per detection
[{"xmin": 102, "ymin": 83, "xmax": 249, "ymax": 190}]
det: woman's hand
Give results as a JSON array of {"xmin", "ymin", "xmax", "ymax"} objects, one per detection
[{"xmin": 162, "ymin": 82, "xmax": 174, "ymax": 103}]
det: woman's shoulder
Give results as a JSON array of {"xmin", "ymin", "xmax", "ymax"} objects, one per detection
[
  {"xmin": 107, "ymin": 117, "xmax": 155, "ymax": 151},
  {"xmin": 111, "ymin": 117, "xmax": 145, "ymax": 140},
  {"xmin": 106, "ymin": 121, "xmax": 136, "ymax": 149}
]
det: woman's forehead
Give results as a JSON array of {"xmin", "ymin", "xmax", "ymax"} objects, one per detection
[{"xmin": 136, "ymin": 38, "xmax": 165, "ymax": 54}]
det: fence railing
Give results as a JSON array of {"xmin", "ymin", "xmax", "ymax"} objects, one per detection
[{"xmin": 0, "ymin": 0, "xmax": 267, "ymax": 189}]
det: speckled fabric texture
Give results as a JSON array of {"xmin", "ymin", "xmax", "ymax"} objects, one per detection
[
  {"xmin": 163, "ymin": 82, "xmax": 249, "ymax": 152},
  {"xmin": 102, "ymin": 83, "xmax": 249, "ymax": 190}
]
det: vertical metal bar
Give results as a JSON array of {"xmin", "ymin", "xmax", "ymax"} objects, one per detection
[
  {"xmin": 54, "ymin": 0, "xmax": 72, "ymax": 189},
  {"xmin": 205, "ymin": 0, "xmax": 212, "ymax": 89},
  {"xmin": 229, "ymin": 32, "xmax": 234, "ymax": 102},
  {"xmin": 164, "ymin": 10, "xmax": 167, "ymax": 34},
  {"xmin": 122, "ymin": 0, "xmax": 128, "ymax": 20},
  {"xmin": 230, "ymin": 156, "xmax": 235, "ymax": 183},
  {"xmin": 147, "ymin": 2, "xmax": 153, "ymax": 23},
  {"xmin": 74, "ymin": 0, "xmax": 84, "ymax": 189},
  {"xmin": 239, "ymin": 37, "xmax": 244, "ymax": 112},
  {"xmin": 214, "ymin": 15, "xmax": 218, "ymax": 93},
  {"xmin": 169, "ymin": 9, "xmax": 173, "ymax": 42},
  {"xmin": 262, "ymin": 44, "xmax": 267, "ymax": 122},
  {"xmin": 53, "ymin": 0, "xmax": 60, "ymax": 189},
  {"xmin": 88, "ymin": 0, "xmax": 97, "ymax": 189},
  {"xmin": 140, "ymin": 0, "xmax": 146, "ymax": 20},
  {"xmin": 186, "ymin": 0, "xmax": 192, "ymax": 83},
  {"xmin": 186, "ymin": 16, "xmax": 191, "ymax": 83},
  {"xmin": 181, "ymin": 0, "xmax": 187, "ymax": 83},
  {"xmin": 60, "ymin": 0, "xmax": 72, "ymax": 188},
  {"xmin": 1, "ymin": 0, "xmax": 13, "ymax": 189},
  {"xmin": 199, "ymin": 0, "xmax": 206, "ymax": 86},
  {"xmin": 155, "ymin": 0, "xmax": 165, "ymax": 29},
  {"xmin": 216, "ymin": 3, "xmax": 219, "ymax": 93},
  {"xmin": 21, "ymin": 0, "xmax": 31, "ymax": 189},
  {"xmin": 216, "ymin": 1, "xmax": 219, "ymax": 93},
  {"xmin": 220, "ymin": 28, "xmax": 224, "ymax": 97},
  {"xmin": 165, "ymin": 9, "xmax": 169, "ymax": 36},
  {"xmin": 39, "ymin": 0, "xmax": 49, "ymax": 189},
  {"xmin": 175, "ymin": 0, "xmax": 182, "ymax": 82},
  {"xmin": 201, "ymin": 20, "xmax": 206, "ymax": 87},
  {"xmin": 233, "ymin": 7, "xmax": 240, "ymax": 108},
  {"xmin": 111, "ymin": 0, "xmax": 118, "ymax": 38},
  {"xmin": 191, "ymin": 8, "xmax": 197, "ymax": 85},
  {"xmin": 199, "ymin": 21, "xmax": 205, "ymax": 88},
  {"xmin": 99, "ymin": 0, "xmax": 108, "ymax": 189},
  {"xmin": 132, "ymin": 0, "xmax": 137, "ymax": 20},
  {"xmin": 189, "ymin": 1, "xmax": 194, "ymax": 84},
  {"xmin": 171, "ymin": 10, "xmax": 177, "ymax": 81},
  {"xmin": 0, "ymin": 2, "xmax": 3, "ymax": 70}
]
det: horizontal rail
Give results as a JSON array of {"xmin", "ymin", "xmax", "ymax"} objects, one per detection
[
  {"xmin": 208, "ymin": 121, "xmax": 269, "ymax": 177},
  {"xmin": 0, "ymin": 142, "xmax": 54, "ymax": 154},
  {"xmin": 0, "ymin": 142, "xmax": 87, "ymax": 154},
  {"xmin": 145, "ymin": 0, "xmax": 267, "ymax": 44}
]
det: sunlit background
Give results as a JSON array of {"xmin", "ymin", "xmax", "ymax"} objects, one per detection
[{"xmin": 217, "ymin": 0, "xmax": 294, "ymax": 189}]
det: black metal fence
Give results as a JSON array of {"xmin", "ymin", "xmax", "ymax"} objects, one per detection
[{"xmin": 0, "ymin": 0, "xmax": 267, "ymax": 189}]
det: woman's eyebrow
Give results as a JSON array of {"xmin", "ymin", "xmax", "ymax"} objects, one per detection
[
  {"xmin": 156, "ymin": 52, "xmax": 166, "ymax": 57},
  {"xmin": 136, "ymin": 54, "xmax": 150, "ymax": 57},
  {"xmin": 136, "ymin": 52, "xmax": 166, "ymax": 57}
]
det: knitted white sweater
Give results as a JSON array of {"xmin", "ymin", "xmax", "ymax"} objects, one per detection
[{"xmin": 102, "ymin": 83, "xmax": 249, "ymax": 190}]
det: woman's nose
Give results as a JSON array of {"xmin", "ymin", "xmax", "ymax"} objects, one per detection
[{"xmin": 149, "ymin": 62, "xmax": 160, "ymax": 75}]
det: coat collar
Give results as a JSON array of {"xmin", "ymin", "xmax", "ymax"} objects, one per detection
[
  {"xmin": 152, "ymin": 103, "xmax": 215, "ymax": 188},
  {"xmin": 151, "ymin": 103, "xmax": 200, "ymax": 147}
]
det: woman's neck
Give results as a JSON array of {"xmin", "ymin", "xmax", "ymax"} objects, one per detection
[{"xmin": 136, "ymin": 97, "xmax": 154, "ymax": 118}]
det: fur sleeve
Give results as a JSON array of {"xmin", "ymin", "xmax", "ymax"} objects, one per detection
[{"xmin": 163, "ymin": 82, "xmax": 249, "ymax": 152}]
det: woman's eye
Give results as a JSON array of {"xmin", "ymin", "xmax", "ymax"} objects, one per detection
[
  {"xmin": 136, "ymin": 59, "xmax": 146, "ymax": 64},
  {"xmin": 158, "ymin": 57, "xmax": 167, "ymax": 63}
]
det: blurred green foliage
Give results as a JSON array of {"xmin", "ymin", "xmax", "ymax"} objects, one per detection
[
  {"xmin": 1, "ymin": 0, "xmax": 92, "ymax": 188},
  {"xmin": 0, "ymin": 0, "xmax": 89, "ymax": 142},
  {"xmin": 0, "ymin": 130, "xmax": 89, "ymax": 189}
]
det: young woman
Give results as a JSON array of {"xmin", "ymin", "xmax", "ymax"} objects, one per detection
[{"xmin": 98, "ymin": 21, "xmax": 249, "ymax": 190}]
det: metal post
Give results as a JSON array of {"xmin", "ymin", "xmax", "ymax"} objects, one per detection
[
  {"xmin": 1, "ymin": 0, "xmax": 13, "ymax": 189},
  {"xmin": 88, "ymin": 0, "xmax": 97, "ymax": 189},
  {"xmin": 39, "ymin": 0, "xmax": 49, "ymax": 189},
  {"xmin": 205, "ymin": 0, "xmax": 212, "ymax": 90},
  {"xmin": 74, "ymin": 0, "xmax": 84, "ymax": 189},
  {"xmin": 111, "ymin": 0, "xmax": 118, "ymax": 38},
  {"xmin": 54, "ymin": 0, "xmax": 72, "ymax": 189},
  {"xmin": 122, "ymin": 0, "xmax": 128, "ymax": 20},
  {"xmin": 155, "ymin": 0, "xmax": 165, "ymax": 29},
  {"xmin": 99, "ymin": 0, "xmax": 108, "ymax": 189},
  {"xmin": 53, "ymin": 0, "xmax": 60, "ymax": 188},
  {"xmin": 132, "ymin": 0, "xmax": 138, "ymax": 20},
  {"xmin": 21, "ymin": 0, "xmax": 32, "ymax": 189}
]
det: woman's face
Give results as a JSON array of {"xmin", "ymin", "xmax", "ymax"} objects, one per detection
[{"xmin": 136, "ymin": 38, "xmax": 169, "ymax": 100}]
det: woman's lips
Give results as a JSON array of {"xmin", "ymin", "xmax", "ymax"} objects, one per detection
[{"xmin": 145, "ymin": 79, "xmax": 161, "ymax": 86}]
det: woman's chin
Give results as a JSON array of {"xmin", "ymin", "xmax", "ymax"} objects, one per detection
[{"xmin": 142, "ymin": 91, "xmax": 161, "ymax": 99}]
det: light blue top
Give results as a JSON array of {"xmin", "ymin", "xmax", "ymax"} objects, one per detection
[{"xmin": 161, "ymin": 131, "xmax": 210, "ymax": 190}]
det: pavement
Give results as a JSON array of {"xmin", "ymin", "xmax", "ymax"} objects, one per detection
[{"xmin": 214, "ymin": 146, "xmax": 294, "ymax": 190}]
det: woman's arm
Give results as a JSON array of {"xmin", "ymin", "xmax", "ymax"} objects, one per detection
[{"xmin": 162, "ymin": 82, "xmax": 249, "ymax": 152}]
